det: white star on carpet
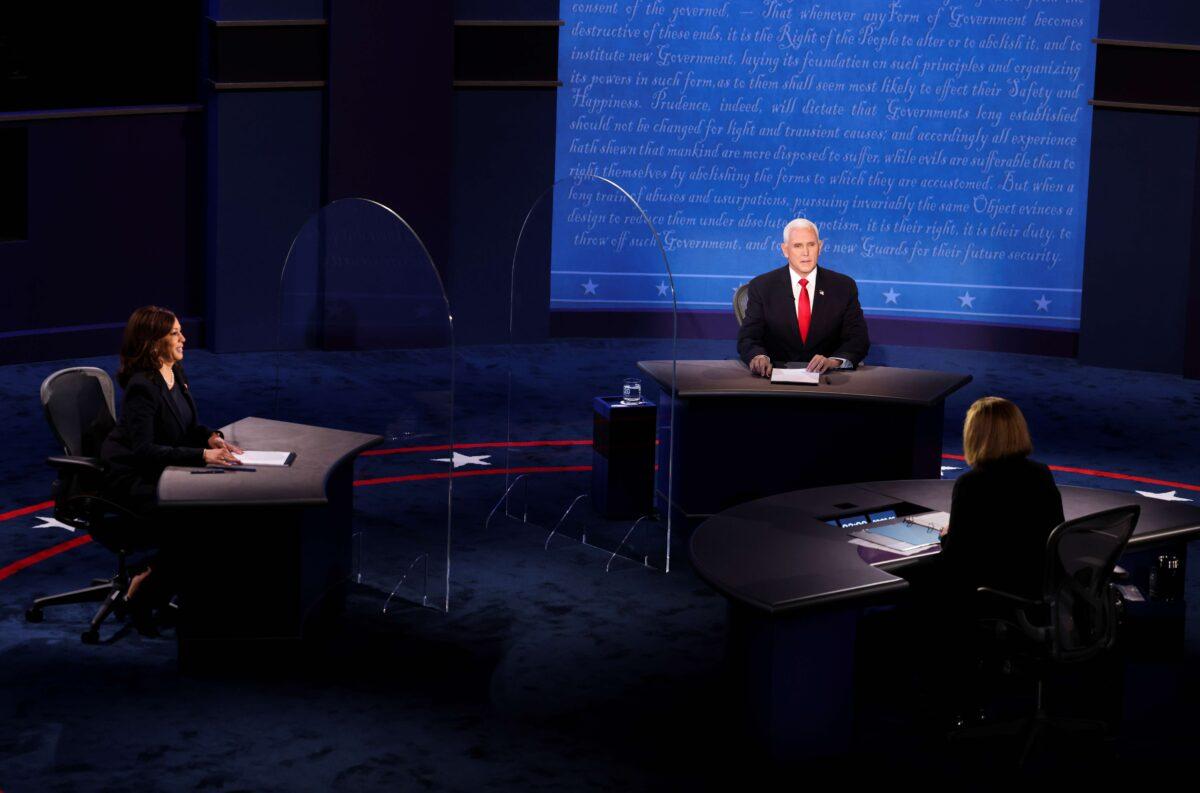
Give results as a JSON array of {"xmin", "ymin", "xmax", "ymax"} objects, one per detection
[
  {"xmin": 33, "ymin": 515, "xmax": 75, "ymax": 533},
  {"xmin": 957, "ymin": 292, "xmax": 976, "ymax": 309},
  {"xmin": 433, "ymin": 452, "xmax": 493, "ymax": 468},
  {"xmin": 655, "ymin": 281, "xmax": 670, "ymax": 297},
  {"xmin": 1136, "ymin": 489, "xmax": 1192, "ymax": 502},
  {"xmin": 882, "ymin": 288, "xmax": 900, "ymax": 304},
  {"xmin": 581, "ymin": 278, "xmax": 599, "ymax": 295},
  {"xmin": 1034, "ymin": 295, "xmax": 1052, "ymax": 312}
]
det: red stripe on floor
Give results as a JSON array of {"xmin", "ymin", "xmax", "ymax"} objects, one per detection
[
  {"xmin": 362, "ymin": 439, "xmax": 592, "ymax": 456},
  {"xmin": 354, "ymin": 464, "xmax": 591, "ymax": 487},
  {"xmin": 3, "ymin": 448, "xmax": 1198, "ymax": 585},
  {"xmin": 942, "ymin": 453, "xmax": 1200, "ymax": 492},
  {"xmin": 0, "ymin": 500, "xmax": 55, "ymax": 522},
  {"xmin": 0, "ymin": 534, "xmax": 92, "ymax": 583}
]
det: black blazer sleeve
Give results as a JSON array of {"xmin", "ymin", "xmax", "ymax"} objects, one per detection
[
  {"xmin": 941, "ymin": 474, "xmax": 976, "ymax": 559},
  {"xmin": 122, "ymin": 379, "xmax": 206, "ymax": 468},
  {"xmin": 737, "ymin": 278, "xmax": 770, "ymax": 364},
  {"xmin": 830, "ymin": 278, "xmax": 869, "ymax": 365}
]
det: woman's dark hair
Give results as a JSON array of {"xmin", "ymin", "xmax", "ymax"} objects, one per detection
[{"xmin": 117, "ymin": 306, "xmax": 178, "ymax": 387}]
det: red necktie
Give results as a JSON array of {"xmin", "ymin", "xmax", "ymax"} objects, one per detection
[{"xmin": 797, "ymin": 278, "xmax": 811, "ymax": 344}]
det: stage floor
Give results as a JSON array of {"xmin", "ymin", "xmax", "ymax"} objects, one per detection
[{"xmin": 2, "ymin": 339, "xmax": 1199, "ymax": 785}]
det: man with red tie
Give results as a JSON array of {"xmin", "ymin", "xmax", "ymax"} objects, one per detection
[{"xmin": 738, "ymin": 218, "xmax": 870, "ymax": 377}]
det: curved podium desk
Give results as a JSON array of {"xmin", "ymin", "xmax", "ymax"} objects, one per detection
[
  {"xmin": 158, "ymin": 417, "xmax": 382, "ymax": 669},
  {"xmin": 637, "ymin": 360, "xmax": 971, "ymax": 525},
  {"xmin": 691, "ymin": 479, "xmax": 1200, "ymax": 758}
]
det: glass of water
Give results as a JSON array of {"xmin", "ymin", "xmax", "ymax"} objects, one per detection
[{"xmin": 622, "ymin": 377, "xmax": 642, "ymax": 404}]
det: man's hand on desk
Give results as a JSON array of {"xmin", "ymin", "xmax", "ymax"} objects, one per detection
[
  {"xmin": 749, "ymin": 355, "xmax": 773, "ymax": 377},
  {"xmin": 805, "ymin": 355, "xmax": 844, "ymax": 373}
]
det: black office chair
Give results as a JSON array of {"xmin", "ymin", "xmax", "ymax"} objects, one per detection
[
  {"xmin": 25, "ymin": 367, "xmax": 151, "ymax": 644},
  {"xmin": 954, "ymin": 504, "xmax": 1140, "ymax": 766},
  {"xmin": 732, "ymin": 283, "xmax": 749, "ymax": 326}
]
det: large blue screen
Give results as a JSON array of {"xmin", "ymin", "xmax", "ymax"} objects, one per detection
[{"xmin": 552, "ymin": 0, "xmax": 1098, "ymax": 330}]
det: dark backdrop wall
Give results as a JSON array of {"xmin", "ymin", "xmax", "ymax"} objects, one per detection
[
  {"xmin": 449, "ymin": 1, "xmax": 560, "ymax": 344},
  {"xmin": 1080, "ymin": 0, "xmax": 1200, "ymax": 377},
  {"xmin": 1, "ymin": 0, "xmax": 1198, "ymax": 379},
  {"xmin": 0, "ymin": 5, "xmax": 204, "ymax": 363}
]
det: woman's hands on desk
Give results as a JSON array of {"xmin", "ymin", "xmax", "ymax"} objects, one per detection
[
  {"xmin": 208, "ymin": 433, "xmax": 244, "ymax": 455},
  {"xmin": 204, "ymin": 434, "xmax": 243, "ymax": 466},
  {"xmin": 203, "ymin": 447, "xmax": 241, "ymax": 466}
]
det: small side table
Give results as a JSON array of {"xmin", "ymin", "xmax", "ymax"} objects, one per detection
[{"xmin": 591, "ymin": 396, "xmax": 656, "ymax": 518}]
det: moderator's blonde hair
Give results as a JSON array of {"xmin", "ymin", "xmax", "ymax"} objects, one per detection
[{"xmin": 962, "ymin": 396, "xmax": 1033, "ymax": 467}]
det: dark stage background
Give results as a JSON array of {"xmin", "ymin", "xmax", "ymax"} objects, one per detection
[{"xmin": 0, "ymin": 0, "xmax": 1197, "ymax": 371}]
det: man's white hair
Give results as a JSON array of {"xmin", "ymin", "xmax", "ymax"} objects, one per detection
[{"xmin": 781, "ymin": 217, "xmax": 820, "ymax": 242}]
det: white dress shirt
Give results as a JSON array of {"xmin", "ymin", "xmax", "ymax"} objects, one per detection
[
  {"xmin": 789, "ymin": 265, "xmax": 818, "ymax": 317},
  {"xmin": 788, "ymin": 265, "xmax": 851, "ymax": 368}
]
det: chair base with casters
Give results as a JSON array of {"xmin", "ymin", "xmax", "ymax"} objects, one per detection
[
  {"xmin": 24, "ymin": 462, "xmax": 156, "ymax": 644},
  {"xmin": 24, "ymin": 519, "xmax": 142, "ymax": 645},
  {"xmin": 947, "ymin": 616, "xmax": 1119, "ymax": 768}
]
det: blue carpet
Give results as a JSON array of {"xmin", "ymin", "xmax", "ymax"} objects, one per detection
[{"xmin": 1, "ymin": 340, "xmax": 1199, "ymax": 788}]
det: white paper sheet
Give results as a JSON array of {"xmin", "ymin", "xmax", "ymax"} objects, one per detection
[
  {"xmin": 770, "ymin": 368, "xmax": 820, "ymax": 385},
  {"xmin": 233, "ymin": 450, "xmax": 293, "ymax": 467}
]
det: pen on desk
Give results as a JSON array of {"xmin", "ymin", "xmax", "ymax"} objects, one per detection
[{"xmin": 191, "ymin": 467, "xmax": 257, "ymax": 474}]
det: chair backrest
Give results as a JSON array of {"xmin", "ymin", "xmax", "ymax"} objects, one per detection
[
  {"xmin": 1041, "ymin": 505, "xmax": 1139, "ymax": 662},
  {"xmin": 41, "ymin": 367, "xmax": 117, "ymax": 458},
  {"xmin": 733, "ymin": 283, "xmax": 750, "ymax": 326}
]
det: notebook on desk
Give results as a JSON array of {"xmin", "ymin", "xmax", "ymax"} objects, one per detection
[{"xmin": 850, "ymin": 521, "xmax": 941, "ymax": 554}]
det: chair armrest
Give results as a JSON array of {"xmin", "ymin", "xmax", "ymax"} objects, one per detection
[
  {"xmin": 66, "ymin": 494, "xmax": 146, "ymax": 523},
  {"xmin": 47, "ymin": 455, "xmax": 105, "ymax": 475},
  {"xmin": 976, "ymin": 586, "xmax": 1039, "ymax": 608}
]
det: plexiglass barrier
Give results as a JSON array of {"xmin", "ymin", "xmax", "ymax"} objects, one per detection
[
  {"xmin": 276, "ymin": 198, "xmax": 453, "ymax": 611},
  {"xmin": 488, "ymin": 175, "xmax": 677, "ymax": 571}
]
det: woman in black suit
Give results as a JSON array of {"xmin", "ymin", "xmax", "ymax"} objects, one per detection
[
  {"xmin": 940, "ymin": 396, "xmax": 1064, "ymax": 601},
  {"xmin": 101, "ymin": 305, "xmax": 243, "ymax": 606},
  {"xmin": 924, "ymin": 397, "xmax": 1064, "ymax": 724}
]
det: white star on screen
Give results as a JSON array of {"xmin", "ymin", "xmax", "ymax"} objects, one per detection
[
  {"xmin": 655, "ymin": 281, "xmax": 670, "ymax": 297},
  {"xmin": 1135, "ymin": 490, "xmax": 1192, "ymax": 502},
  {"xmin": 432, "ymin": 452, "xmax": 493, "ymax": 469},
  {"xmin": 957, "ymin": 292, "xmax": 976, "ymax": 309},
  {"xmin": 581, "ymin": 278, "xmax": 599, "ymax": 295},
  {"xmin": 1034, "ymin": 295, "xmax": 1052, "ymax": 312},
  {"xmin": 882, "ymin": 288, "xmax": 900, "ymax": 304},
  {"xmin": 940, "ymin": 465, "xmax": 961, "ymax": 473},
  {"xmin": 33, "ymin": 515, "xmax": 76, "ymax": 533}
]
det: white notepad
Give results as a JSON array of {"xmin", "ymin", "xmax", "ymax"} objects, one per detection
[
  {"xmin": 233, "ymin": 450, "xmax": 294, "ymax": 467},
  {"xmin": 770, "ymin": 368, "xmax": 820, "ymax": 385}
]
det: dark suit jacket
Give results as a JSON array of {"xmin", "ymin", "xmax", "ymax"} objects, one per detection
[
  {"xmin": 737, "ymin": 265, "xmax": 869, "ymax": 366},
  {"xmin": 940, "ymin": 456, "xmax": 1065, "ymax": 602},
  {"xmin": 101, "ymin": 365, "xmax": 214, "ymax": 507}
]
